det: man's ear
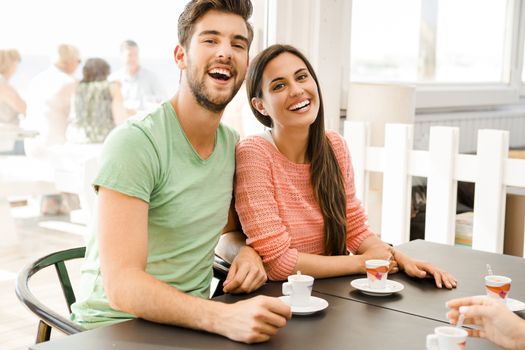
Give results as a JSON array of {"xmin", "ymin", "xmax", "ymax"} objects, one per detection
[
  {"xmin": 251, "ymin": 97, "xmax": 267, "ymax": 116},
  {"xmin": 174, "ymin": 44, "xmax": 187, "ymax": 69}
]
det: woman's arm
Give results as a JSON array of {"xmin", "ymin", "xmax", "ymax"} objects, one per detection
[{"xmin": 0, "ymin": 81, "xmax": 26, "ymax": 114}]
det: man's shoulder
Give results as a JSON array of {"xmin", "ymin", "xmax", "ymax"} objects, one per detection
[{"xmin": 218, "ymin": 122, "xmax": 240, "ymax": 144}]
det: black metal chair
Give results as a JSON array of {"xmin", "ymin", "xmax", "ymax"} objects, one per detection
[
  {"xmin": 15, "ymin": 247, "xmax": 86, "ymax": 344},
  {"xmin": 16, "ymin": 246, "xmax": 232, "ymax": 344}
]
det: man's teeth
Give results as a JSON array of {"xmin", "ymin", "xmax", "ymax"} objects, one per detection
[
  {"xmin": 290, "ymin": 100, "xmax": 310, "ymax": 111},
  {"xmin": 209, "ymin": 68, "xmax": 231, "ymax": 78}
]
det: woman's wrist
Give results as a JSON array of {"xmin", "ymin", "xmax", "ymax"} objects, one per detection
[{"xmin": 392, "ymin": 249, "xmax": 406, "ymax": 270}]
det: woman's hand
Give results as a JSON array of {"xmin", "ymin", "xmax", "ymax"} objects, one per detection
[{"xmin": 393, "ymin": 250, "xmax": 457, "ymax": 289}]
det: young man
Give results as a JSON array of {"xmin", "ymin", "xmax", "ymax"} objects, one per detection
[{"xmin": 71, "ymin": 0, "xmax": 290, "ymax": 344}]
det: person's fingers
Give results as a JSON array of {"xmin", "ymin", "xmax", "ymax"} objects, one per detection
[
  {"xmin": 446, "ymin": 295, "xmax": 489, "ymax": 309},
  {"xmin": 435, "ymin": 271, "xmax": 455, "ymax": 289},
  {"xmin": 432, "ymin": 270, "xmax": 444, "ymax": 288},
  {"xmin": 264, "ymin": 297, "xmax": 292, "ymax": 319},
  {"xmin": 236, "ymin": 269, "xmax": 259, "ymax": 293},
  {"xmin": 223, "ymin": 263, "xmax": 248, "ymax": 293},
  {"xmin": 467, "ymin": 328, "xmax": 482, "ymax": 338}
]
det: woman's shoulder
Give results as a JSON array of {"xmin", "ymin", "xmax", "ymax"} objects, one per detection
[
  {"xmin": 237, "ymin": 134, "xmax": 274, "ymax": 153},
  {"xmin": 325, "ymin": 130, "xmax": 347, "ymax": 153}
]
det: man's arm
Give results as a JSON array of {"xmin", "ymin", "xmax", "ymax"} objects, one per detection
[
  {"xmin": 218, "ymin": 203, "xmax": 267, "ymax": 294},
  {"xmin": 97, "ymin": 187, "xmax": 290, "ymax": 343}
]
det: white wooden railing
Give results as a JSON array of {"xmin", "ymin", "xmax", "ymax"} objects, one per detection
[{"xmin": 344, "ymin": 121, "xmax": 525, "ymax": 254}]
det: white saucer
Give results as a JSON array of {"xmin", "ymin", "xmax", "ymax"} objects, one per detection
[
  {"xmin": 278, "ymin": 296, "xmax": 329, "ymax": 315},
  {"xmin": 507, "ymin": 298, "xmax": 525, "ymax": 312},
  {"xmin": 350, "ymin": 278, "xmax": 404, "ymax": 296},
  {"xmin": 472, "ymin": 296, "xmax": 525, "ymax": 312}
]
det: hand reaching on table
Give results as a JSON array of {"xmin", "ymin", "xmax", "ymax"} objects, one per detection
[
  {"xmin": 217, "ymin": 295, "xmax": 291, "ymax": 343},
  {"xmin": 447, "ymin": 296, "xmax": 525, "ymax": 350},
  {"xmin": 393, "ymin": 250, "xmax": 457, "ymax": 289},
  {"xmin": 223, "ymin": 246, "xmax": 267, "ymax": 294}
]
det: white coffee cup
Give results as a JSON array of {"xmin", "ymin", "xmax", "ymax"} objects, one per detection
[
  {"xmin": 365, "ymin": 259, "xmax": 390, "ymax": 290},
  {"xmin": 426, "ymin": 326, "xmax": 468, "ymax": 350},
  {"xmin": 282, "ymin": 274, "xmax": 314, "ymax": 307},
  {"xmin": 484, "ymin": 275, "xmax": 511, "ymax": 303}
]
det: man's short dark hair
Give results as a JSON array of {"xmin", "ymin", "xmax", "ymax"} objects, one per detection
[
  {"xmin": 178, "ymin": 0, "xmax": 254, "ymax": 49},
  {"xmin": 120, "ymin": 40, "xmax": 139, "ymax": 52}
]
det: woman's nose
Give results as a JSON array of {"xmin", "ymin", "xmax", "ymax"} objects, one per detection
[{"xmin": 289, "ymin": 82, "xmax": 304, "ymax": 97}]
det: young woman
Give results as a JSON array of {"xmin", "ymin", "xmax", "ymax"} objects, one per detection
[
  {"xmin": 235, "ymin": 44, "xmax": 456, "ymax": 289},
  {"xmin": 67, "ymin": 57, "xmax": 127, "ymax": 144},
  {"xmin": 0, "ymin": 49, "xmax": 27, "ymax": 155}
]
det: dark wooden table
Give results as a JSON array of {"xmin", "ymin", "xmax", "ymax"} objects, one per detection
[
  {"xmin": 32, "ymin": 240, "xmax": 513, "ymax": 350},
  {"xmin": 314, "ymin": 240, "xmax": 525, "ymax": 322}
]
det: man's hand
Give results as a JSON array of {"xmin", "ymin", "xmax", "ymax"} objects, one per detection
[
  {"xmin": 394, "ymin": 250, "xmax": 457, "ymax": 289},
  {"xmin": 217, "ymin": 296, "xmax": 291, "ymax": 343},
  {"xmin": 223, "ymin": 246, "xmax": 267, "ymax": 294}
]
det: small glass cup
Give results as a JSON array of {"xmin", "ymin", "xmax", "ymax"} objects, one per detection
[
  {"xmin": 365, "ymin": 259, "xmax": 390, "ymax": 290},
  {"xmin": 485, "ymin": 275, "xmax": 511, "ymax": 303}
]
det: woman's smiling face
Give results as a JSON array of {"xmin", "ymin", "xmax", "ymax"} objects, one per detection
[{"xmin": 252, "ymin": 52, "xmax": 319, "ymax": 131}]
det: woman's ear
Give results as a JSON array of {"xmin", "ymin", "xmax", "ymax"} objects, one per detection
[
  {"xmin": 174, "ymin": 45, "xmax": 186, "ymax": 69},
  {"xmin": 251, "ymin": 97, "xmax": 267, "ymax": 116}
]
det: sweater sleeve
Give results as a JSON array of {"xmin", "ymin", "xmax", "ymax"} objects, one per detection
[
  {"xmin": 327, "ymin": 131, "xmax": 375, "ymax": 254},
  {"xmin": 234, "ymin": 138, "xmax": 298, "ymax": 281}
]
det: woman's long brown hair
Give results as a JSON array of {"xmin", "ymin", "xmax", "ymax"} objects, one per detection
[{"xmin": 246, "ymin": 44, "xmax": 347, "ymax": 256}]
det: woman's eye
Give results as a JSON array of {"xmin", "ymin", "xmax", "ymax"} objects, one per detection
[
  {"xmin": 272, "ymin": 83, "xmax": 285, "ymax": 91},
  {"xmin": 297, "ymin": 74, "xmax": 308, "ymax": 81}
]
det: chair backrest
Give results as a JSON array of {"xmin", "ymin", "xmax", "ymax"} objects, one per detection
[
  {"xmin": 15, "ymin": 247, "xmax": 86, "ymax": 343},
  {"xmin": 344, "ymin": 121, "xmax": 525, "ymax": 254}
]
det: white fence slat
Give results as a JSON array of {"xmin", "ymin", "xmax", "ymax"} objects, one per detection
[
  {"xmin": 471, "ymin": 130, "xmax": 509, "ymax": 253},
  {"xmin": 424, "ymin": 127, "xmax": 459, "ymax": 244},
  {"xmin": 381, "ymin": 124, "xmax": 413, "ymax": 245},
  {"xmin": 344, "ymin": 121, "xmax": 369, "ymax": 205},
  {"xmin": 455, "ymin": 154, "xmax": 478, "ymax": 182},
  {"xmin": 410, "ymin": 150, "xmax": 429, "ymax": 177}
]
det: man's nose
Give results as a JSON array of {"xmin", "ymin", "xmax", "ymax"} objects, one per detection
[{"xmin": 217, "ymin": 43, "xmax": 233, "ymax": 60}]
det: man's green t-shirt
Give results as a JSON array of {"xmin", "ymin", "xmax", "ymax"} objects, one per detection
[{"xmin": 70, "ymin": 101, "xmax": 239, "ymax": 329}]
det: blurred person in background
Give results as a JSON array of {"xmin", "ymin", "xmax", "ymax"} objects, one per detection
[
  {"xmin": 67, "ymin": 58, "xmax": 126, "ymax": 144},
  {"xmin": 25, "ymin": 44, "xmax": 80, "ymax": 157},
  {"xmin": 0, "ymin": 48, "xmax": 27, "ymax": 154},
  {"xmin": 25, "ymin": 44, "xmax": 81, "ymax": 215},
  {"xmin": 109, "ymin": 40, "xmax": 165, "ymax": 114}
]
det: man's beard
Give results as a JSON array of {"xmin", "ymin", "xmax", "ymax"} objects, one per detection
[{"xmin": 186, "ymin": 59, "xmax": 243, "ymax": 113}]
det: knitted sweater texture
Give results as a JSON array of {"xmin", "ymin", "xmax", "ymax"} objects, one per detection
[{"xmin": 235, "ymin": 131, "xmax": 374, "ymax": 281}]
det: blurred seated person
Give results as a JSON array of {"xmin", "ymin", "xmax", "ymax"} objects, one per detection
[
  {"xmin": 0, "ymin": 49, "xmax": 27, "ymax": 154},
  {"xmin": 67, "ymin": 58, "xmax": 126, "ymax": 144},
  {"xmin": 25, "ymin": 44, "xmax": 81, "ymax": 215},
  {"xmin": 25, "ymin": 44, "xmax": 80, "ymax": 158},
  {"xmin": 109, "ymin": 40, "xmax": 165, "ymax": 115}
]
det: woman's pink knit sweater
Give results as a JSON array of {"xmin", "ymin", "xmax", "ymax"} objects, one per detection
[{"xmin": 235, "ymin": 131, "xmax": 374, "ymax": 281}]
